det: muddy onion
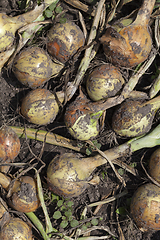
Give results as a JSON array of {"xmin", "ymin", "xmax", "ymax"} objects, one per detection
[
  {"xmin": 47, "ymin": 152, "xmax": 102, "ymax": 198},
  {"xmin": 47, "ymin": 20, "xmax": 85, "ymax": 63},
  {"xmin": 13, "ymin": 46, "xmax": 64, "ymax": 88},
  {"xmin": 0, "ymin": 217, "xmax": 32, "ymax": 240},
  {"xmin": 112, "ymin": 96, "xmax": 160, "ymax": 137},
  {"xmin": 148, "ymin": 148, "xmax": 160, "ymax": 183},
  {"xmin": 0, "ymin": 126, "xmax": 20, "ymax": 173},
  {"xmin": 86, "ymin": 64, "xmax": 125, "ymax": 101},
  {"xmin": 130, "ymin": 183, "xmax": 160, "ymax": 231},
  {"xmin": 64, "ymin": 90, "xmax": 103, "ymax": 140},
  {"xmin": 21, "ymin": 89, "xmax": 64, "ymax": 125},
  {"xmin": 8, "ymin": 175, "xmax": 40, "ymax": 213},
  {"xmin": 100, "ymin": 0, "xmax": 155, "ymax": 67}
]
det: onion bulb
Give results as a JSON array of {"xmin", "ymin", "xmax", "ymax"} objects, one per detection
[
  {"xmin": 64, "ymin": 90, "xmax": 104, "ymax": 141},
  {"xmin": 13, "ymin": 46, "xmax": 64, "ymax": 88},
  {"xmin": 9, "ymin": 175, "xmax": 40, "ymax": 213},
  {"xmin": 148, "ymin": 148, "xmax": 160, "ymax": 184},
  {"xmin": 21, "ymin": 89, "xmax": 64, "ymax": 125},
  {"xmin": 100, "ymin": 0, "xmax": 155, "ymax": 67},
  {"xmin": 130, "ymin": 183, "xmax": 160, "ymax": 231},
  {"xmin": 0, "ymin": 4, "xmax": 45, "ymax": 53},
  {"xmin": 47, "ymin": 20, "xmax": 85, "ymax": 63},
  {"xmin": 47, "ymin": 152, "xmax": 104, "ymax": 197},
  {"xmin": 0, "ymin": 217, "xmax": 32, "ymax": 240},
  {"xmin": 112, "ymin": 95, "xmax": 160, "ymax": 137},
  {"xmin": 0, "ymin": 126, "xmax": 20, "ymax": 173},
  {"xmin": 86, "ymin": 64, "xmax": 125, "ymax": 101}
]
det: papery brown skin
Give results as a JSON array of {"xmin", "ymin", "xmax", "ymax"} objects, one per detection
[
  {"xmin": 100, "ymin": 25, "xmax": 152, "ymax": 68},
  {"xmin": 149, "ymin": 148, "xmax": 160, "ymax": 184},
  {"xmin": 47, "ymin": 20, "xmax": 85, "ymax": 63},
  {"xmin": 130, "ymin": 183, "xmax": 160, "ymax": 231},
  {"xmin": 86, "ymin": 63, "xmax": 125, "ymax": 101},
  {"xmin": 9, "ymin": 176, "xmax": 40, "ymax": 213},
  {"xmin": 0, "ymin": 126, "xmax": 20, "ymax": 170},
  {"xmin": 100, "ymin": 0, "xmax": 155, "ymax": 68},
  {"xmin": 0, "ymin": 217, "xmax": 32, "ymax": 240}
]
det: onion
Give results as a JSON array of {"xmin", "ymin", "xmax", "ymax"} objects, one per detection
[
  {"xmin": 112, "ymin": 95, "xmax": 160, "ymax": 137},
  {"xmin": 13, "ymin": 46, "xmax": 64, "ymax": 88},
  {"xmin": 64, "ymin": 90, "xmax": 104, "ymax": 141},
  {"xmin": 0, "ymin": 4, "xmax": 46, "ymax": 53},
  {"xmin": 47, "ymin": 20, "xmax": 85, "ymax": 63},
  {"xmin": 47, "ymin": 123, "xmax": 160, "ymax": 197},
  {"xmin": 9, "ymin": 176, "xmax": 40, "ymax": 213},
  {"xmin": 21, "ymin": 89, "xmax": 64, "ymax": 125},
  {"xmin": 100, "ymin": 0, "xmax": 155, "ymax": 67},
  {"xmin": 0, "ymin": 126, "xmax": 20, "ymax": 173},
  {"xmin": 148, "ymin": 148, "xmax": 160, "ymax": 184},
  {"xmin": 86, "ymin": 64, "xmax": 125, "ymax": 101},
  {"xmin": 130, "ymin": 183, "xmax": 160, "ymax": 231},
  {"xmin": 0, "ymin": 217, "xmax": 32, "ymax": 240}
]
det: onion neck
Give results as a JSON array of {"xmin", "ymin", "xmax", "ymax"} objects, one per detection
[
  {"xmin": 135, "ymin": 0, "xmax": 156, "ymax": 25},
  {"xmin": 85, "ymin": 143, "xmax": 130, "ymax": 168},
  {"xmin": 142, "ymin": 95, "xmax": 160, "ymax": 112}
]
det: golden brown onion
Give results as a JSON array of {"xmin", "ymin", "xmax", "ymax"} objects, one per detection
[
  {"xmin": 86, "ymin": 64, "xmax": 125, "ymax": 101},
  {"xmin": 0, "ymin": 126, "xmax": 20, "ymax": 173},
  {"xmin": 0, "ymin": 217, "xmax": 32, "ymax": 240},
  {"xmin": 21, "ymin": 89, "xmax": 64, "ymax": 125},
  {"xmin": 100, "ymin": 0, "xmax": 155, "ymax": 67},
  {"xmin": 112, "ymin": 96, "xmax": 160, "ymax": 137},
  {"xmin": 9, "ymin": 176, "xmax": 40, "ymax": 213},
  {"xmin": 149, "ymin": 148, "xmax": 160, "ymax": 184},
  {"xmin": 47, "ymin": 20, "xmax": 85, "ymax": 63},
  {"xmin": 130, "ymin": 183, "xmax": 160, "ymax": 231},
  {"xmin": 13, "ymin": 46, "xmax": 64, "ymax": 88},
  {"xmin": 47, "ymin": 152, "xmax": 103, "ymax": 198}
]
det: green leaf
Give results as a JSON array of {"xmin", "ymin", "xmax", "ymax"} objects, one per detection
[
  {"xmin": 57, "ymin": 200, "xmax": 64, "ymax": 207},
  {"xmin": 45, "ymin": 9, "xmax": 53, "ymax": 18},
  {"xmin": 81, "ymin": 224, "xmax": 87, "ymax": 231},
  {"xmin": 60, "ymin": 220, "xmax": 68, "ymax": 228},
  {"xmin": 118, "ymin": 168, "xmax": 124, "ymax": 176},
  {"xmin": 53, "ymin": 210, "xmax": 62, "ymax": 219},
  {"xmin": 116, "ymin": 207, "xmax": 126, "ymax": 215},
  {"xmin": 91, "ymin": 218, "xmax": 99, "ymax": 226},
  {"xmin": 49, "ymin": 2, "xmax": 57, "ymax": 11},
  {"xmin": 51, "ymin": 194, "xmax": 59, "ymax": 201},
  {"xmin": 65, "ymin": 210, "xmax": 72, "ymax": 218},
  {"xmin": 70, "ymin": 219, "xmax": 79, "ymax": 228},
  {"xmin": 55, "ymin": 6, "xmax": 63, "ymax": 13},
  {"xmin": 67, "ymin": 201, "xmax": 74, "ymax": 207}
]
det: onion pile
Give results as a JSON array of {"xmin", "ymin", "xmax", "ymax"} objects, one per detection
[
  {"xmin": 100, "ymin": 0, "xmax": 155, "ymax": 67},
  {"xmin": 112, "ymin": 96, "xmax": 160, "ymax": 137},
  {"xmin": 13, "ymin": 46, "xmax": 64, "ymax": 88},
  {"xmin": 21, "ymin": 89, "xmax": 64, "ymax": 125},
  {"xmin": 86, "ymin": 64, "xmax": 125, "ymax": 101},
  {"xmin": 47, "ymin": 20, "xmax": 85, "ymax": 63}
]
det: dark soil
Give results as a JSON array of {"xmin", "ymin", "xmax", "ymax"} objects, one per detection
[{"xmin": 0, "ymin": 1, "xmax": 160, "ymax": 240}]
